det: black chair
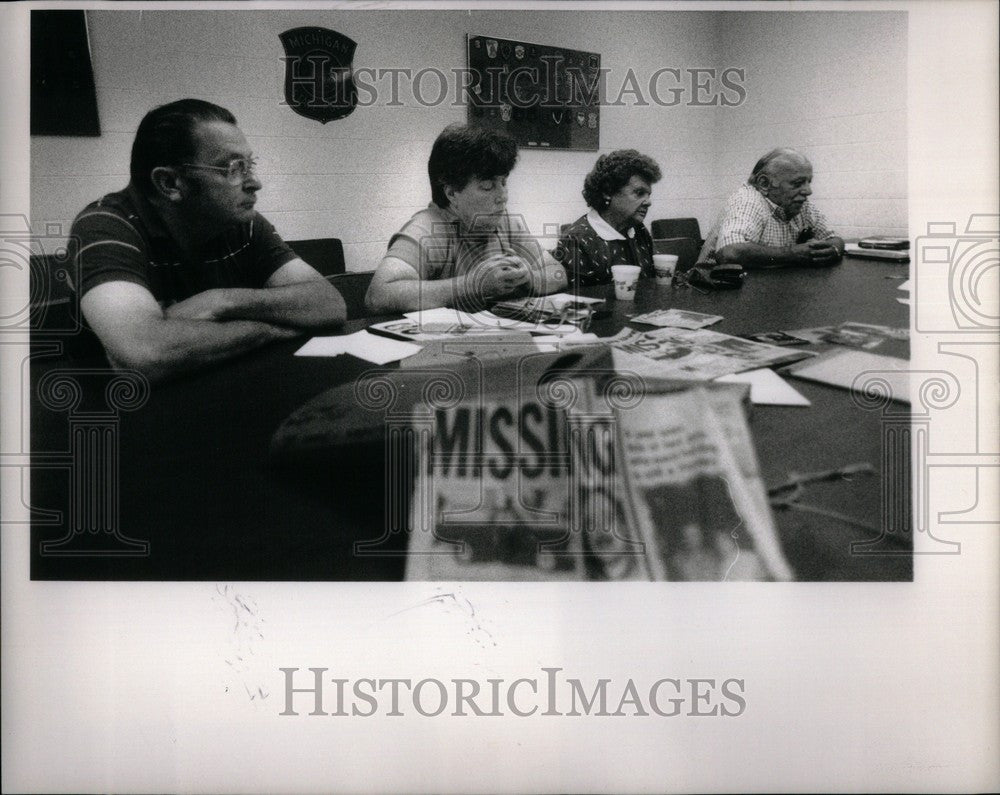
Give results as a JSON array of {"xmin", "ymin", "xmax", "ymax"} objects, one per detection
[
  {"xmin": 651, "ymin": 218, "xmax": 703, "ymax": 247},
  {"xmin": 327, "ymin": 271, "xmax": 375, "ymax": 321},
  {"xmin": 653, "ymin": 237, "xmax": 700, "ymax": 274},
  {"xmin": 288, "ymin": 238, "xmax": 374, "ymax": 319},
  {"xmin": 287, "ymin": 238, "xmax": 346, "ymax": 277}
]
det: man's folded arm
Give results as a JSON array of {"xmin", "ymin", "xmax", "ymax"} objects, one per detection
[
  {"xmin": 166, "ymin": 258, "xmax": 347, "ymax": 327},
  {"xmin": 82, "ymin": 281, "xmax": 302, "ymax": 383},
  {"xmin": 716, "ymin": 238, "xmax": 842, "ymax": 268}
]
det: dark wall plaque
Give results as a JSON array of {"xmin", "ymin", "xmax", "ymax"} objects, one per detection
[
  {"xmin": 31, "ymin": 10, "xmax": 101, "ymax": 137},
  {"xmin": 467, "ymin": 34, "xmax": 600, "ymax": 151}
]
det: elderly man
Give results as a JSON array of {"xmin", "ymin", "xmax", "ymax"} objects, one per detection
[
  {"xmin": 700, "ymin": 148, "xmax": 844, "ymax": 268},
  {"xmin": 69, "ymin": 98, "xmax": 345, "ymax": 382},
  {"xmin": 365, "ymin": 124, "xmax": 566, "ymax": 314}
]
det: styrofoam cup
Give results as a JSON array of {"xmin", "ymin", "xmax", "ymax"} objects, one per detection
[
  {"xmin": 653, "ymin": 254, "xmax": 678, "ymax": 285},
  {"xmin": 611, "ymin": 264, "xmax": 641, "ymax": 300}
]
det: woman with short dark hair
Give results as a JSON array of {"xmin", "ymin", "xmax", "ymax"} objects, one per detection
[
  {"xmin": 366, "ymin": 124, "xmax": 566, "ymax": 314},
  {"xmin": 555, "ymin": 150, "xmax": 662, "ymax": 286}
]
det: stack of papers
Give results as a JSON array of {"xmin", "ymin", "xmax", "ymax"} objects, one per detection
[
  {"xmin": 404, "ymin": 306, "xmax": 579, "ymax": 335},
  {"xmin": 490, "ymin": 294, "xmax": 605, "ymax": 326},
  {"xmin": 845, "ymin": 243, "xmax": 910, "ymax": 262}
]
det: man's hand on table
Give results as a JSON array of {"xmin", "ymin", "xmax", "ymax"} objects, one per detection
[{"xmin": 788, "ymin": 239, "xmax": 841, "ymax": 266}]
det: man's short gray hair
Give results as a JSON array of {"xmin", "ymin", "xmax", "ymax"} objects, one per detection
[{"xmin": 748, "ymin": 148, "xmax": 809, "ymax": 183}]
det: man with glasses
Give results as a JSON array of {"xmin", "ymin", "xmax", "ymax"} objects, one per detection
[{"xmin": 68, "ymin": 98, "xmax": 345, "ymax": 382}]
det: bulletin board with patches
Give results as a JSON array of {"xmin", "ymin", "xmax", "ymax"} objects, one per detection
[{"xmin": 467, "ymin": 34, "xmax": 600, "ymax": 151}]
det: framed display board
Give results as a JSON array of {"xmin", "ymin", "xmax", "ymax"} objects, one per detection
[
  {"xmin": 31, "ymin": 10, "xmax": 101, "ymax": 136},
  {"xmin": 467, "ymin": 34, "xmax": 600, "ymax": 151}
]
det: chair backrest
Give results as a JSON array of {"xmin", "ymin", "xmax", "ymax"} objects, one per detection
[
  {"xmin": 653, "ymin": 237, "xmax": 700, "ymax": 273},
  {"xmin": 651, "ymin": 218, "xmax": 703, "ymax": 246},
  {"xmin": 287, "ymin": 238, "xmax": 346, "ymax": 277},
  {"xmin": 327, "ymin": 271, "xmax": 375, "ymax": 321}
]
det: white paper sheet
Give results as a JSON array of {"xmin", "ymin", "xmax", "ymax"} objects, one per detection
[
  {"xmin": 715, "ymin": 368, "xmax": 811, "ymax": 406},
  {"xmin": 403, "ymin": 307, "xmax": 477, "ymax": 325},
  {"xmin": 294, "ymin": 330, "xmax": 423, "ymax": 364},
  {"xmin": 787, "ymin": 349, "xmax": 910, "ymax": 403}
]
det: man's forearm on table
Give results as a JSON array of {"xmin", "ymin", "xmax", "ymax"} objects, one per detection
[
  {"xmin": 219, "ymin": 281, "xmax": 346, "ymax": 327},
  {"xmin": 110, "ymin": 317, "xmax": 298, "ymax": 383},
  {"xmin": 716, "ymin": 241, "xmax": 810, "ymax": 268}
]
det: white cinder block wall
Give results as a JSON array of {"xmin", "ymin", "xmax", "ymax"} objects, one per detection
[
  {"xmin": 712, "ymin": 11, "xmax": 908, "ymax": 241},
  {"xmin": 30, "ymin": 9, "xmax": 906, "ymax": 272}
]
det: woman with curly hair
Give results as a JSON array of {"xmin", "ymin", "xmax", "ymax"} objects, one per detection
[{"xmin": 555, "ymin": 150, "xmax": 662, "ymax": 287}]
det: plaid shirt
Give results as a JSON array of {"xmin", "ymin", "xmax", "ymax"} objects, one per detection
[{"xmin": 700, "ymin": 184, "xmax": 836, "ymax": 262}]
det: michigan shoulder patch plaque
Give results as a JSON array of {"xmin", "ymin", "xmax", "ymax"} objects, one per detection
[{"xmin": 279, "ymin": 27, "xmax": 357, "ymax": 123}]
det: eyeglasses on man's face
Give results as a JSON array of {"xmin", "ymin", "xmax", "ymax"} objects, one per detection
[{"xmin": 181, "ymin": 156, "xmax": 258, "ymax": 185}]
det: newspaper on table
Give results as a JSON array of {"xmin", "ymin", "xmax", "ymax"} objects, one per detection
[
  {"xmin": 404, "ymin": 341, "xmax": 794, "ymax": 581},
  {"xmin": 818, "ymin": 322, "xmax": 909, "ymax": 350},
  {"xmin": 404, "ymin": 342, "xmax": 608, "ymax": 580},
  {"xmin": 629, "ymin": 308, "xmax": 724, "ymax": 330},
  {"xmin": 610, "ymin": 384, "xmax": 794, "ymax": 581},
  {"xmin": 608, "ymin": 326, "xmax": 814, "ymax": 381},
  {"xmin": 402, "ymin": 305, "xmax": 579, "ymax": 335},
  {"xmin": 785, "ymin": 322, "xmax": 909, "ymax": 350}
]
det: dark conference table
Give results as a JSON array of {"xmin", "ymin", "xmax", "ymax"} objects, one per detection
[{"xmin": 30, "ymin": 254, "xmax": 912, "ymax": 581}]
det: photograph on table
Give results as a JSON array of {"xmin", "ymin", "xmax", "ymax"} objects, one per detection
[{"xmin": 23, "ymin": 7, "xmax": 912, "ymax": 583}]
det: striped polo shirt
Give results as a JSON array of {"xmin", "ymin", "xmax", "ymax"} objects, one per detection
[{"xmin": 67, "ymin": 184, "xmax": 297, "ymax": 307}]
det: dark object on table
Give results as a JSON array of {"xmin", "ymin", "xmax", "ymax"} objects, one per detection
[
  {"xmin": 687, "ymin": 263, "xmax": 745, "ymax": 290},
  {"xmin": 741, "ymin": 331, "xmax": 811, "ymax": 346},
  {"xmin": 844, "ymin": 243, "xmax": 910, "ymax": 263},
  {"xmin": 858, "ymin": 236, "xmax": 910, "ymax": 251}
]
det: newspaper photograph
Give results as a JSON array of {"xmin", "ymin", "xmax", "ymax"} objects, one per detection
[{"xmin": 609, "ymin": 326, "xmax": 815, "ymax": 380}]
